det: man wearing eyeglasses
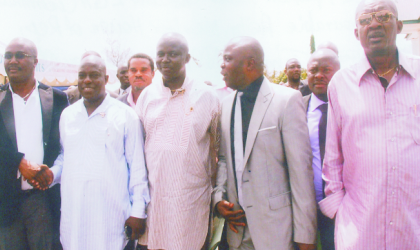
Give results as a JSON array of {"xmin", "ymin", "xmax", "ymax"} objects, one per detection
[
  {"xmin": 319, "ymin": 0, "xmax": 420, "ymax": 249},
  {"xmin": 0, "ymin": 38, "xmax": 68, "ymax": 249}
]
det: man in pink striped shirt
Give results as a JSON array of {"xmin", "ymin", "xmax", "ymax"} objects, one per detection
[{"xmin": 319, "ymin": 0, "xmax": 420, "ymax": 249}]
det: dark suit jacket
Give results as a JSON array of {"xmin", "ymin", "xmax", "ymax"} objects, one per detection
[{"xmin": 0, "ymin": 82, "xmax": 68, "ymax": 226}]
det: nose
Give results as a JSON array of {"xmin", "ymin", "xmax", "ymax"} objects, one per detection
[
  {"xmin": 220, "ymin": 61, "xmax": 225, "ymax": 69},
  {"xmin": 162, "ymin": 54, "xmax": 170, "ymax": 62}
]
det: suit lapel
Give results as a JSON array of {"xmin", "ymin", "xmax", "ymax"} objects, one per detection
[
  {"xmin": 243, "ymin": 78, "xmax": 273, "ymax": 167},
  {"xmin": 303, "ymin": 95, "xmax": 311, "ymax": 113},
  {"xmin": 38, "ymin": 83, "xmax": 53, "ymax": 145},
  {"xmin": 0, "ymin": 85, "xmax": 18, "ymax": 150}
]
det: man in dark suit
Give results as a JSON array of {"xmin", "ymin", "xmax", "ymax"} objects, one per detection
[
  {"xmin": 0, "ymin": 38, "xmax": 68, "ymax": 250},
  {"xmin": 303, "ymin": 48, "xmax": 340, "ymax": 250}
]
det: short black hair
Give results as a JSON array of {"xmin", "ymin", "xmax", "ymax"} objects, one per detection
[{"xmin": 127, "ymin": 53, "xmax": 155, "ymax": 72}]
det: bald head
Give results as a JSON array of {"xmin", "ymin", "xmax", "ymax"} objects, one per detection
[
  {"xmin": 78, "ymin": 55, "xmax": 109, "ymax": 105},
  {"xmin": 157, "ymin": 33, "xmax": 189, "ymax": 54},
  {"xmin": 7, "ymin": 38, "xmax": 38, "ymax": 58},
  {"xmin": 227, "ymin": 36, "xmax": 264, "ymax": 72},
  {"xmin": 355, "ymin": 0, "xmax": 398, "ymax": 20},
  {"xmin": 221, "ymin": 36, "xmax": 264, "ymax": 90},
  {"xmin": 317, "ymin": 41, "xmax": 339, "ymax": 55},
  {"xmin": 307, "ymin": 48, "xmax": 340, "ymax": 101},
  {"xmin": 81, "ymin": 51, "xmax": 102, "ymax": 60},
  {"xmin": 80, "ymin": 55, "xmax": 107, "ymax": 73},
  {"xmin": 4, "ymin": 38, "xmax": 38, "ymax": 85},
  {"xmin": 308, "ymin": 49, "xmax": 340, "ymax": 68}
]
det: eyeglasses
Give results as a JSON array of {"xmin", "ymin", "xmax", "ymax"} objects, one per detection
[
  {"xmin": 357, "ymin": 10, "xmax": 396, "ymax": 26},
  {"xmin": 4, "ymin": 52, "xmax": 34, "ymax": 60}
]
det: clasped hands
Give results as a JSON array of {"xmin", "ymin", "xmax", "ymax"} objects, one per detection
[
  {"xmin": 216, "ymin": 200, "xmax": 316, "ymax": 250},
  {"xmin": 19, "ymin": 159, "xmax": 53, "ymax": 190}
]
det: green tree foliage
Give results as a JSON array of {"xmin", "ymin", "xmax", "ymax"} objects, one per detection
[
  {"xmin": 310, "ymin": 34, "xmax": 316, "ymax": 54},
  {"xmin": 264, "ymin": 68, "xmax": 307, "ymax": 84}
]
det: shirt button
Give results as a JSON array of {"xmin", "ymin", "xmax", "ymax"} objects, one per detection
[
  {"xmin": 390, "ymin": 221, "xmax": 393, "ymax": 225},
  {"xmin": 391, "ymin": 138, "xmax": 395, "ymax": 142},
  {"xmin": 44, "ymin": 142, "xmax": 47, "ymax": 146},
  {"xmin": 392, "ymin": 191, "xmax": 395, "ymax": 195},
  {"xmin": 392, "ymin": 166, "xmax": 396, "ymax": 170}
]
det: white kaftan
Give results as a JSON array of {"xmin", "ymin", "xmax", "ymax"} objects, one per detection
[
  {"xmin": 136, "ymin": 76, "xmax": 220, "ymax": 250},
  {"xmin": 51, "ymin": 95, "xmax": 150, "ymax": 250}
]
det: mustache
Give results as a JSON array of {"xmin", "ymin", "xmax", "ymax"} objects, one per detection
[{"xmin": 368, "ymin": 31, "xmax": 385, "ymax": 38}]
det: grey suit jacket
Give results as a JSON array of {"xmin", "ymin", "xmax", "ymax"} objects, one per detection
[
  {"xmin": 213, "ymin": 77, "xmax": 317, "ymax": 249},
  {"xmin": 303, "ymin": 94, "xmax": 311, "ymax": 112}
]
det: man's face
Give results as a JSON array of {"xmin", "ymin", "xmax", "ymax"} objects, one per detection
[
  {"xmin": 285, "ymin": 60, "xmax": 301, "ymax": 82},
  {"xmin": 128, "ymin": 58, "xmax": 155, "ymax": 90},
  {"xmin": 354, "ymin": 1, "xmax": 402, "ymax": 56},
  {"xmin": 156, "ymin": 40, "xmax": 189, "ymax": 80},
  {"xmin": 307, "ymin": 56, "xmax": 339, "ymax": 99},
  {"xmin": 220, "ymin": 44, "xmax": 247, "ymax": 90},
  {"xmin": 78, "ymin": 62, "xmax": 108, "ymax": 103},
  {"xmin": 117, "ymin": 66, "xmax": 130, "ymax": 89},
  {"xmin": 4, "ymin": 42, "xmax": 38, "ymax": 84}
]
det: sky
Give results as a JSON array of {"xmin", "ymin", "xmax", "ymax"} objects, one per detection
[{"xmin": 1, "ymin": 0, "xmax": 418, "ymax": 88}]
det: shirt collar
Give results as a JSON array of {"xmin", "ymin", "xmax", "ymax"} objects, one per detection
[
  {"xmin": 9, "ymin": 80, "xmax": 40, "ymax": 94},
  {"xmin": 239, "ymin": 75, "xmax": 264, "ymax": 100},
  {"xmin": 120, "ymin": 86, "xmax": 131, "ymax": 95},
  {"xmin": 356, "ymin": 49, "xmax": 415, "ymax": 86},
  {"xmin": 126, "ymin": 89, "xmax": 136, "ymax": 108},
  {"xmin": 308, "ymin": 93, "xmax": 327, "ymax": 112}
]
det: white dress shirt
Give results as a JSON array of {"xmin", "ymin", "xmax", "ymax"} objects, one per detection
[
  {"xmin": 10, "ymin": 81, "xmax": 44, "ymax": 190},
  {"xmin": 50, "ymin": 95, "xmax": 150, "ymax": 249},
  {"xmin": 307, "ymin": 93, "xmax": 327, "ymax": 203}
]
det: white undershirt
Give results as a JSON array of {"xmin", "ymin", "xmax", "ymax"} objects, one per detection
[{"xmin": 10, "ymin": 81, "xmax": 44, "ymax": 190}]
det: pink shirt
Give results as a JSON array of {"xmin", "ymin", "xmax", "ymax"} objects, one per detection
[
  {"xmin": 135, "ymin": 76, "xmax": 220, "ymax": 250},
  {"xmin": 319, "ymin": 52, "xmax": 420, "ymax": 249}
]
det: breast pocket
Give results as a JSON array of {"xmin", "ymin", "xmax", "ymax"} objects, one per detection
[
  {"xmin": 410, "ymin": 104, "xmax": 420, "ymax": 145},
  {"xmin": 257, "ymin": 126, "xmax": 277, "ymax": 136}
]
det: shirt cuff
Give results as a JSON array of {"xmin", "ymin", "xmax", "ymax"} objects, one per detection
[
  {"xmin": 130, "ymin": 201, "xmax": 147, "ymax": 219},
  {"xmin": 49, "ymin": 165, "xmax": 61, "ymax": 187},
  {"xmin": 319, "ymin": 189, "xmax": 345, "ymax": 219}
]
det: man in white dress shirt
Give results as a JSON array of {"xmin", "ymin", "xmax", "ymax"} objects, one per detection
[
  {"xmin": 303, "ymin": 48, "xmax": 340, "ymax": 250},
  {"xmin": 42, "ymin": 55, "xmax": 150, "ymax": 249}
]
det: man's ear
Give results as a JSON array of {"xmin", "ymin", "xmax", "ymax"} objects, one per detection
[
  {"xmin": 396, "ymin": 20, "xmax": 403, "ymax": 34},
  {"xmin": 354, "ymin": 28, "xmax": 360, "ymax": 41},
  {"xmin": 185, "ymin": 53, "xmax": 191, "ymax": 64},
  {"xmin": 247, "ymin": 58, "xmax": 256, "ymax": 71},
  {"xmin": 105, "ymin": 75, "xmax": 109, "ymax": 84},
  {"xmin": 33, "ymin": 58, "xmax": 38, "ymax": 68}
]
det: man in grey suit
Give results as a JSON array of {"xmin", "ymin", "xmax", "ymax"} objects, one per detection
[{"xmin": 213, "ymin": 36, "xmax": 317, "ymax": 250}]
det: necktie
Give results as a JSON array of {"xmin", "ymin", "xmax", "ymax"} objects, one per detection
[
  {"xmin": 234, "ymin": 92, "xmax": 244, "ymax": 207},
  {"xmin": 318, "ymin": 103, "xmax": 328, "ymax": 164},
  {"xmin": 318, "ymin": 103, "xmax": 328, "ymax": 198}
]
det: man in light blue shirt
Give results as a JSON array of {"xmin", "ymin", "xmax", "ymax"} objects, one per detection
[{"xmin": 303, "ymin": 48, "xmax": 340, "ymax": 250}]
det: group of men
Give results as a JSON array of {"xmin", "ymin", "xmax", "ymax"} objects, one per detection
[{"xmin": 0, "ymin": 0, "xmax": 419, "ymax": 249}]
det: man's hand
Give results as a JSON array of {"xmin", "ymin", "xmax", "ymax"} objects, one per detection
[
  {"xmin": 296, "ymin": 243, "xmax": 316, "ymax": 250},
  {"xmin": 216, "ymin": 200, "xmax": 246, "ymax": 233},
  {"xmin": 28, "ymin": 165, "xmax": 54, "ymax": 190},
  {"xmin": 18, "ymin": 159, "xmax": 41, "ymax": 181},
  {"xmin": 124, "ymin": 216, "xmax": 146, "ymax": 240}
]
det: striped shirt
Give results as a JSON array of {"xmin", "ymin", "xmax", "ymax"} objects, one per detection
[
  {"xmin": 136, "ymin": 76, "xmax": 220, "ymax": 250},
  {"xmin": 319, "ymin": 52, "xmax": 420, "ymax": 249}
]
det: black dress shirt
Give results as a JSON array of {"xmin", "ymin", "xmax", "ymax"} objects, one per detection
[{"xmin": 230, "ymin": 76, "xmax": 264, "ymax": 172}]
